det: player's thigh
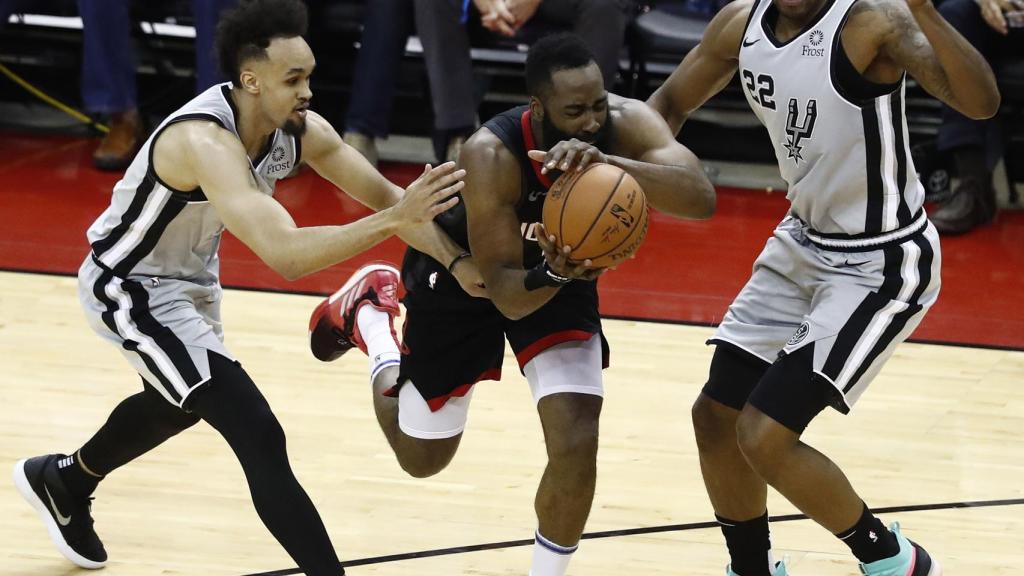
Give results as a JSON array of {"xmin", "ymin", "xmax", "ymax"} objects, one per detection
[
  {"xmin": 396, "ymin": 292, "xmax": 505, "ymax": 440},
  {"xmin": 751, "ymin": 229, "xmax": 941, "ymax": 430},
  {"xmin": 528, "ymin": 337, "xmax": 605, "ymax": 450}
]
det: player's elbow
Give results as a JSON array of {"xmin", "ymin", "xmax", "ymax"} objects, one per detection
[
  {"xmin": 660, "ymin": 180, "xmax": 716, "ymax": 220},
  {"xmin": 957, "ymin": 88, "xmax": 1001, "ymax": 120},
  {"xmin": 273, "ymin": 261, "xmax": 306, "ymax": 281},
  {"xmin": 697, "ymin": 185, "xmax": 717, "ymax": 219},
  {"xmin": 972, "ymin": 92, "xmax": 1001, "ymax": 120},
  {"xmin": 492, "ymin": 299, "xmax": 530, "ymax": 321},
  {"xmin": 489, "ymin": 290, "xmax": 534, "ymax": 320},
  {"xmin": 264, "ymin": 252, "xmax": 308, "ymax": 281}
]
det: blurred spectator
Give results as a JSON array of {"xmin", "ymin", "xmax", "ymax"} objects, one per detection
[
  {"xmin": 430, "ymin": 0, "xmax": 635, "ymax": 161},
  {"xmin": 342, "ymin": 0, "xmax": 414, "ymax": 167},
  {"xmin": 77, "ymin": 0, "xmax": 237, "ymax": 171},
  {"xmin": 342, "ymin": 0, "xmax": 634, "ymax": 166},
  {"xmin": 930, "ymin": 0, "xmax": 1022, "ymax": 234}
]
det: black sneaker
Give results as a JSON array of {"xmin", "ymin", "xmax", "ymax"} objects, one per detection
[{"xmin": 13, "ymin": 454, "xmax": 107, "ymax": 569}]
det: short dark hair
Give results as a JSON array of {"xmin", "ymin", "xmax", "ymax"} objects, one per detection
[
  {"xmin": 216, "ymin": 0, "xmax": 309, "ymax": 87},
  {"xmin": 525, "ymin": 33, "xmax": 597, "ymax": 99}
]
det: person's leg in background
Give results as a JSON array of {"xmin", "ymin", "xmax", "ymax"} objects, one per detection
[
  {"xmin": 77, "ymin": 0, "xmax": 144, "ymax": 171},
  {"xmin": 536, "ymin": 0, "xmax": 634, "ymax": 89},
  {"xmin": 413, "ymin": 0, "xmax": 480, "ymax": 163},
  {"xmin": 931, "ymin": 0, "xmax": 1000, "ymax": 234},
  {"xmin": 343, "ymin": 0, "xmax": 414, "ymax": 166},
  {"xmin": 192, "ymin": 0, "xmax": 236, "ymax": 92}
]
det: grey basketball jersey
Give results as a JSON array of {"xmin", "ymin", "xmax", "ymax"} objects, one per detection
[
  {"xmin": 86, "ymin": 83, "xmax": 300, "ymax": 284},
  {"xmin": 739, "ymin": 0, "xmax": 925, "ymax": 237}
]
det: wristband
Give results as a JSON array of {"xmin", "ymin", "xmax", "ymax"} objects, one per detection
[
  {"xmin": 524, "ymin": 261, "xmax": 571, "ymax": 291},
  {"xmin": 448, "ymin": 251, "xmax": 472, "ymax": 274}
]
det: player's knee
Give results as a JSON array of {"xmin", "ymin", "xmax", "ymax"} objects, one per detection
[
  {"xmin": 545, "ymin": 418, "xmax": 599, "ymax": 466},
  {"xmin": 735, "ymin": 407, "xmax": 791, "ymax": 482},
  {"xmin": 691, "ymin": 393, "xmax": 739, "ymax": 450},
  {"xmin": 159, "ymin": 413, "xmax": 201, "ymax": 437},
  {"xmin": 394, "ymin": 438, "xmax": 459, "ymax": 478},
  {"xmin": 244, "ymin": 406, "xmax": 287, "ymax": 456},
  {"xmin": 396, "ymin": 452, "xmax": 450, "ymax": 478}
]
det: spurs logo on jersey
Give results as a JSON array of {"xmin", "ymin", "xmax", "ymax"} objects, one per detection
[
  {"xmin": 739, "ymin": 0, "xmax": 926, "ymax": 237},
  {"xmin": 784, "ymin": 98, "xmax": 817, "ymax": 163}
]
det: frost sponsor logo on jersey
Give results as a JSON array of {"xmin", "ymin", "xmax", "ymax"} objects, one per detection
[
  {"xmin": 801, "ymin": 30, "xmax": 825, "ymax": 57},
  {"xmin": 267, "ymin": 146, "xmax": 291, "ymax": 174}
]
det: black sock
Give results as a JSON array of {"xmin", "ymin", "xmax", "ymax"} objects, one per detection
[
  {"xmin": 58, "ymin": 384, "xmax": 200, "ymax": 500},
  {"xmin": 836, "ymin": 504, "xmax": 900, "ymax": 564},
  {"xmin": 56, "ymin": 452, "xmax": 102, "ymax": 498},
  {"xmin": 717, "ymin": 512, "xmax": 772, "ymax": 576}
]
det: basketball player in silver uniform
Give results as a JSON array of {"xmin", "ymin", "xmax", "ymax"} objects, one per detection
[
  {"xmin": 12, "ymin": 0, "xmax": 477, "ymax": 573},
  {"xmin": 647, "ymin": 0, "xmax": 999, "ymax": 572}
]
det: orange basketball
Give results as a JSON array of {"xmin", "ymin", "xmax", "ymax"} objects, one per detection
[{"xmin": 542, "ymin": 163, "xmax": 649, "ymax": 268}]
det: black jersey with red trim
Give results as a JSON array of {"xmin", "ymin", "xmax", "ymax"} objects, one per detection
[{"xmin": 429, "ymin": 105, "xmax": 554, "ymax": 271}]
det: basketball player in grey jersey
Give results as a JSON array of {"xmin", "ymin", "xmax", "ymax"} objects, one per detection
[
  {"xmin": 12, "ymin": 0, "xmax": 478, "ymax": 573},
  {"xmin": 647, "ymin": 0, "xmax": 998, "ymax": 573}
]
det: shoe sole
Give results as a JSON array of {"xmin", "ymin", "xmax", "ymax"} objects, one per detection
[
  {"xmin": 927, "ymin": 557, "xmax": 943, "ymax": 576},
  {"xmin": 327, "ymin": 262, "xmax": 400, "ymax": 305},
  {"xmin": 13, "ymin": 459, "xmax": 106, "ymax": 569}
]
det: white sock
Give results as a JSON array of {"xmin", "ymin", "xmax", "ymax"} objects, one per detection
[
  {"xmin": 530, "ymin": 530, "xmax": 577, "ymax": 576},
  {"xmin": 356, "ymin": 305, "xmax": 400, "ymax": 380}
]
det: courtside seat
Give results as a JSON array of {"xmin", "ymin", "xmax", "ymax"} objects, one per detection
[{"xmin": 628, "ymin": 1, "xmax": 708, "ymax": 97}]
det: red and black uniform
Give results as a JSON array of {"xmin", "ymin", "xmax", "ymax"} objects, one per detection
[{"xmin": 397, "ymin": 105, "xmax": 609, "ymax": 411}]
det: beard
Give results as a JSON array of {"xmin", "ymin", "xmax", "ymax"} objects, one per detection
[
  {"xmin": 283, "ymin": 116, "xmax": 307, "ymax": 137},
  {"xmin": 540, "ymin": 109, "xmax": 613, "ymax": 153}
]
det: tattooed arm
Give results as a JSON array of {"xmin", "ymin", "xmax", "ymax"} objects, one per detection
[{"xmin": 873, "ymin": 0, "xmax": 1000, "ymax": 119}]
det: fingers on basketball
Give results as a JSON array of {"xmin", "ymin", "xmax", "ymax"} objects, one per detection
[{"xmin": 541, "ymin": 163, "xmax": 649, "ymax": 269}]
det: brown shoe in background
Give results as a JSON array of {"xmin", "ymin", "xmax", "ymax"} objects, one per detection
[
  {"xmin": 343, "ymin": 131, "xmax": 378, "ymax": 167},
  {"xmin": 93, "ymin": 109, "xmax": 144, "ymax": 171},
  {"xmin": 445, "ymin": 135, "xmax": 466, "ymax": 164}
]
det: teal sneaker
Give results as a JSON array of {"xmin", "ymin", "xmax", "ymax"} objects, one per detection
[
  {"xmin": 726, "ymin": 560, "xmax": 789, "ymax": 576},
  {"xmin": 860, "ymin": 523, "xmax": 941, "ymax": 576}
]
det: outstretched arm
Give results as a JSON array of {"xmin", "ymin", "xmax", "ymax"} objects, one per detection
[
  {"xmin": 878, "ymin": 0, "xmax": 1000, "ymax": 119},
  {"xmin": 646, "ymin": 0, "xmax": 752, "ymax": 135},
  {"xmin": 156, "ymin": 120, "xmax": 461, "ymax": 281},
  {"xmin": 302, "ymin": 112, "xmax": 486, "ymax": 295}
]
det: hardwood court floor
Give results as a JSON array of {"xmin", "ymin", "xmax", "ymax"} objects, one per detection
[{"xmin": 2, "ymin": 271, "xmax": 1023, "ymax": 575}]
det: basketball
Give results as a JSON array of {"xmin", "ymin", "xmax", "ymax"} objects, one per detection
[{"xmin": 542, "ymin": 163, "xmax": 649, "ymax": 268}]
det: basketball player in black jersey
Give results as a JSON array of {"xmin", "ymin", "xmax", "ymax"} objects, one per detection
[{"xmin": 310, "ymin": 33, "xmax": 714, "ymax": 576}]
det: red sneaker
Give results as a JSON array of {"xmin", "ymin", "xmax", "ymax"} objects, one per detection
[{"xmin": 309, "ymin": 261, "xmax": 401, "ymax": 361}]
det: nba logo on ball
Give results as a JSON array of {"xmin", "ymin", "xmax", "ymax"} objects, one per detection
[
  {"xmin": 542, "ymin": 163, "xmax": 649, "ymax": 268},
  {"xmin": 788, "ymin": 322, "xmax": 810, "ymax": 346}
]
